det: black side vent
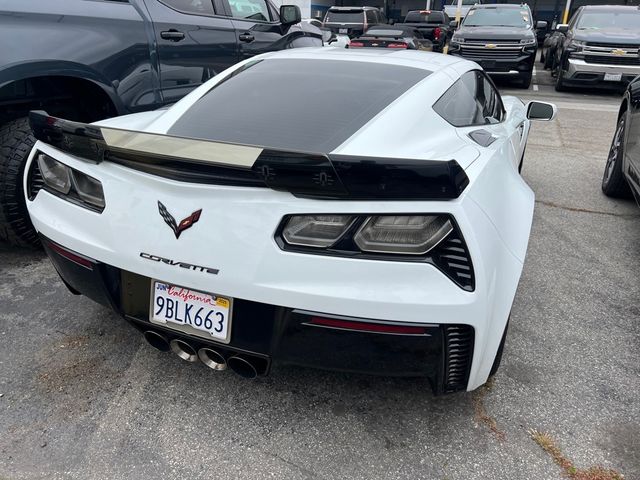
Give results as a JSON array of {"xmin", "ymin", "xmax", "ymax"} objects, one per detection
[
  {"xmin": 443, "ymin": 324, "xmax": 474, "ymax": 393},
  {"xmin": 28, "ymin": 158, "xmax": 45, "ymax": 200},
  {"xmin": 431, "ymin": 230, "xmax": 475, "ymax": 291}
]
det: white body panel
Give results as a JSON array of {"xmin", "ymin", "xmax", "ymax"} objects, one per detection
[{"xmin": 25, "ymin": 48, "xmax": 536, "ymax": 391}]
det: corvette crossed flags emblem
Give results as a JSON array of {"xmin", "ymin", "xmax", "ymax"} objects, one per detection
[{"xmin": 157, "ymin": 201, "xmax": 202, "ymax": 239}]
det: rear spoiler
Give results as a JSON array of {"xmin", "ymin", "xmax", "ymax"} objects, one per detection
[{"xmin": 29, "ymin": 111, "xmax": 469, "ymax": 200}]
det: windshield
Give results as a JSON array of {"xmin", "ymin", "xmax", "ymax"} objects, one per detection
[
  {"xmin": 449, "ymin": 0, "xmax": 478, "ymax": 5},
  {"xmin": 577, "ymin": 11, "xmax": 640, "ymax": 30},
  {"xmin": 463, "ymin": 8, "xmax": 531, "ymax": 27},
  {"xmin": 169, "ymin": 59, "xmax": 431, "ymax": 153},
  {"xmin": 324, "ymin": 11, "xmax": 364, "ymax": 23}
]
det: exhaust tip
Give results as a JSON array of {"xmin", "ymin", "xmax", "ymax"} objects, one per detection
[
  {"xmin": 170, "ymin": 339, "xmax": 198, "ymax": 362},
  {"xmin": 143, "ymin": 331, "xmax": 170, "ymax": 352},
  {"xmin": 227, "ymin": 355, "xmax": 258, "ymax": 379},
  {"xmin": 198, "ymin": 348, "xmax": 227, "ymax": 371}
]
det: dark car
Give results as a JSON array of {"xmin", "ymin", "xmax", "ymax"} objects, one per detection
[
  {"xmin": 448, "ymin": 4, "xmax": 547, "ymax": 88},
  {"xmin": 0, "ymin": 0, "xmax": 321, "ymax": 248},
  {"xmin": 322, "ymin": 6, "xmax": 386, "ymax": 38},
  {"xmin": 349, "ymin": 25, "xmax": 433, "ymax": 51},
  {"xmin": 397, "ymin": 10, "xmax": 452, "ymax": 52},
  {"xmin": 602, "ymin": 76, "xmax": 640, "ymax": 207},
  {"xmin": 553, "ymin": 5, "xmax": 640, "ymax": 91}
]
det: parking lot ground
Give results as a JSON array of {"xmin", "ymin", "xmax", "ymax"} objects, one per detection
[{"xmin": 1, "ymin": 81, "xmax": 639, "ymax": 479}]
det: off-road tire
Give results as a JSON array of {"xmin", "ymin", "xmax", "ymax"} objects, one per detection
[
  {"xmin": 519, "ymin": 71, "xmax": 532, "ymax": 89},
  {"xmin": 602, "ymin": 114, "xmax": 632, "ymax": 198},
  {"xmin": 0, "ymin": 117, "xmax": 40, "ymax": 248}
]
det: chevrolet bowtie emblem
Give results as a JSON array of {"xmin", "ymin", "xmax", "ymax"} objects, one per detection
[
  {"xmin": 611, "ymin": 49, "xmax": 625, "ymax": 56},
  {"xmin": 157, "ymin": 201, "xmax": 202, "ymax": 239},
  {"xmin": 485, "ymin": 43, "xmax": 497, "ymax": 49}
]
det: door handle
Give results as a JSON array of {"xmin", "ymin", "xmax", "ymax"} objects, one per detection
[
  {"xmin": 161, "ymin": 29, "xmax": 185, "ymax": 41},
  {"xmin": 239, "ymin": 33, "xmax": 255, "ymax": 43}
]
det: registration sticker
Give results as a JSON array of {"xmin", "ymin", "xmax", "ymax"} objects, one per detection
[{"xmin": 150, "ymin": 281, "xmax": 232, "ymax": 343}]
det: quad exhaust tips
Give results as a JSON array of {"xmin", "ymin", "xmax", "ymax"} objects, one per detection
[{"xmin": 141, "ymin": 331, "xmax": 262, "ymax": 377}]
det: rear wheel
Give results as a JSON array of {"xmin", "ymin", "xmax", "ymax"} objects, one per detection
[
  {"xmin": 0, "ymin": 117, "xmax": 40, "ymax": 248},
  {"xmin": 602, "ymin": 114, "xmax": 632, "ymax": 198}
]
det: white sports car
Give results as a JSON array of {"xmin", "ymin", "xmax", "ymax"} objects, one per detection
[{"xmin": 24, "ymin": 48, "xmax": 555, "ymax": 394}]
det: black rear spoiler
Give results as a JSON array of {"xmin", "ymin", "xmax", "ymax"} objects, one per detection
[{"xmin": 29, "ymin": 111, "xmax": 469, "ymax": 201}]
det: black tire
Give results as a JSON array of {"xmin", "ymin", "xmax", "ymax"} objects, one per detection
[
  {"xmin": 489, "ymin": 320, "xmax": 509, "ymax": 377},
  {"xmin": 0, "ymin": 117, "xmax": 40, "ymax": 248},
  {"xmin": 519, "ymin": 71, "xmax": 532, "ymax": 89},
  {"xmin": 602, "ymin": 114, "xmax": 632, "ymax": 198}
]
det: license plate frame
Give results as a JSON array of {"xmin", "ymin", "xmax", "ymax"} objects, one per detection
[
  {"xmin": 604, "ymin": 72, "xmax": 622, "ymax": 82},
  {"xmin": 149, "ymin": 280, "xmax": 233, "ymax": 344},
  {"xmin": 339, "ymin": 28, "xmax": 348, "ymax": 34}
]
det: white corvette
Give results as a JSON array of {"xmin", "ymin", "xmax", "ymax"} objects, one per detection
[{"xmin": 24, "ymin": 48, "xmax": 555, "ymax": 394}]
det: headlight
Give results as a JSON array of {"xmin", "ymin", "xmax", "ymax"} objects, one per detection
[
  {"xmin": 520, "ymin": 38, "xmax": 536, "ymax": 46},
  {"xmin": 282, "ymin": 215, "xmax": 355, "ymax": 247},
  {"xmin": 354, "ymin": 215, "xmax": 453, "ymax": 255},
  {"xmin": 38, "ymin": 153, "xmax": 71, "ymax": 194},
  {"xmin": 34, "ymin": 153, "xmax": 105, "ymax": 212},
  {"xmin": 451, "ymin": 35, "xmax": 464, "ymax": 45}
]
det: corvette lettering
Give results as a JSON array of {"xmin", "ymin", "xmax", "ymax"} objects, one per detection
[{"xmin": 140, "ymin": 252, "xmax": 219, "ymax": 275}]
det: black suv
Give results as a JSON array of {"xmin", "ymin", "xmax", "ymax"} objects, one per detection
[
  {"xmin": 448, "ymin": 4, "xmax": 546, "ymax": 88},
  {"xmin": 323, "ymin": 6, "xmax": 386, "ymax": 38}
]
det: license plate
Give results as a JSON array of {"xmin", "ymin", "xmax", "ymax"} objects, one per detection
[
  {"xmin": 150, "ymin": 281, "xmax": 232, "ymax": 343},
  {"xmin": 339, "ymin": 28, "xmax": 348, "ymax": 33},
  {"xmin": 481, "ymin": 60, "xmax": 496, "ymax": 69},
  {"xmin": 604, "ymin": 73, "xmax": 622, "ymax": 82}
]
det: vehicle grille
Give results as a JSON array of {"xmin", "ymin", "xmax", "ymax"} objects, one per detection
[
  {"xmin": 460, "ymin": 43, "xmax": 523, "ymax": 59},
  {"xmin": 584, "ymin": 55, "xmax": 640, "ymax": 66},
  {"xmin": 432, "ymin": 230, "xmax": 475, "ymax": 291},
  {"xmin": 443, "ymin": 324, "xmax": 474, "ymax": 393},
  {"xmin": 587, "ymin": 42, "xmax": 640, "ymax": 49},
  {"xmin": 28, "ymin": 158, "xmax": 45, "ymax": 200}
]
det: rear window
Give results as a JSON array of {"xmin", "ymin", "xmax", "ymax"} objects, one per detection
[
  {"xmin": 405, "ymin": 11, "xmax": 444, "ymax": 23},
  {"xmin": 325, "ymin": 10, "xmax": 364, "ymax": 23},
  {"xmin": 169, "ymin": 59, "xmax": 430, "ymax": 153}
]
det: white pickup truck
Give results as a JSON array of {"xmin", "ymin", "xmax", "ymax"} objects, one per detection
[{"xmin": 443, "ymin": 0, "xmax": 482, "ymax": 22}]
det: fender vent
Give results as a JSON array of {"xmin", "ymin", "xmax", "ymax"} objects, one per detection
[
  {"xmin": 432, "ymin": 231, "xmax": 475, "ymax": 291},
  {"xmin": 28, "ymin": 158, "xmax": 45, "ymax": 201},
  {"xmin": 443, "ymin": 324, "xmax": 474, "ymax": 393}
]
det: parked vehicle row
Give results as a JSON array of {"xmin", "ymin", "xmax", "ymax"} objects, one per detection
[
  {"xmin": 0, "ymin": 0, "xmax": 321, "ymax": 248},
  {"xmin": 396, "ymin": 10, "xmax": 453, "ymax": 53}
]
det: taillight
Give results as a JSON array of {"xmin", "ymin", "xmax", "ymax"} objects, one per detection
[
  {"xmin": 349, "ymin": 41, "xmax": 364, "ymax": 48},
  {"xmin": 434, "ymin": 27, "xmax": 442, "ymax": 41},
  {"xmin": 387, "ymin": 42, "xmax": 408, "ymax": 49}
]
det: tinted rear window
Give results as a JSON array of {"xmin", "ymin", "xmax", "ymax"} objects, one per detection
[
  {"xmin": 405, "ymin": 11, "xmax": 444, "ymax": 23},
  {"xmin": 169, "ymin": 59, "xmax": 430, "ymax": 153},
  {"xmin": 325, "ymin": 10, "xmax": 364, "ymax": 23}
]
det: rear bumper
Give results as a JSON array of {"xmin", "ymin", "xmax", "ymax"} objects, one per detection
[
  {"xmin": 564, "ymin": 58, "xmax": 640, "ymax": 86},
  {"xmin": 42, "ymin": 235, "xmax": 474, "ymax": 394}
]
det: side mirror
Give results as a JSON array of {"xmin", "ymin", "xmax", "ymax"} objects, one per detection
[
  {"xmin": 280, "ymin": 5, "xmax": 301, "ymax": 26},
  {"xmin": 536, "ymin": 20, "xmax": 548, "ymax": 30},
  {"xmin": 556, "ymin": 23, "xmax": 568, "ymax": 33},
  {"xmin": 526, "ymin": 101, "xmax": 557, "ymax": 121},
  {"xmin": 449, "ymin": 20, "xmax": 458, "ymax": 28}
]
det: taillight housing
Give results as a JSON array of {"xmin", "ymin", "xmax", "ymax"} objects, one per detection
[
  {"xmin": 387, "ymin": 42, "xmax": 408, "ymax": 49},
  {"xmin": 434, "ymin": 27, "xmax": 442, "ymax": 41},
  {"xmin": 349, "ymin": 41, "xmax": 364, "ymax": 48}
]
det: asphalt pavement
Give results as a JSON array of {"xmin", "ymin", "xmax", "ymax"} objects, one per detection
[{"xmin": 1, "ymin": 64, "xmax": 639, "ymax": 480}]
